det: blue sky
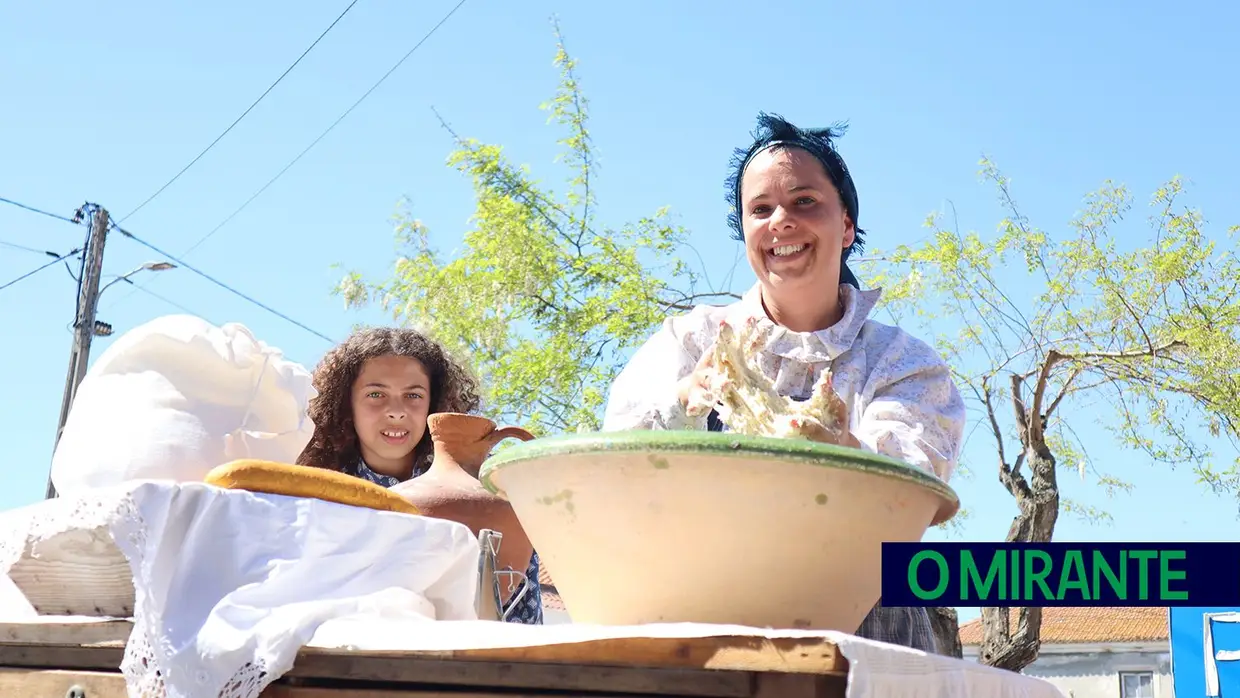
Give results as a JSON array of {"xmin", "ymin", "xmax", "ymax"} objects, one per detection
[{"xmin": 3, "ymin": 1, "xmax": 1238, "ymax": 624}]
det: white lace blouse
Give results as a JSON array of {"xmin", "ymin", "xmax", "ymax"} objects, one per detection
[{"xmin": 602, "ymin": 283, "xmax": 966, "ymax": 482}]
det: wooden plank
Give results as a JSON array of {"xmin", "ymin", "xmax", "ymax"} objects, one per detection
[
  {"xmin": 0, "ymin": 643, "xmax": 751, "ymax": 697},
  {"xmin": 0, "ymin": 621, "xmax": 847, "ymax": 676},
  {"xmin": 0, "ymin": 667, "xmax": 845, "ymax": 698},
  {"xmin": 5, "ymin": 524, "xmax": 135, "ymax": 617},
  {"xmin": 266, "ymin": 687, "xmax": 700, "ymax": 698},
  {"xmin": 0, "ymin": 668, "xmax": 129, "ymax": 698},
  {"xmin": 0, "ymin": 620, "xmax": 130, "ymax": 647},
  {"xmin": 407, "ymin": 635, "xmax": 846, "ymax": 674},
  {"xmin": 754, "ymin": 673, "xmax": 846, "ymax": 698},
  {"xmin": 286, "ymin": 653, "xmax": 752, "ymax": 698},
  {"xmin": 0, "ymin": 643, "xmax": 124, "ymax": 671},
  {"xmin": 0, "ymin": 621, "xmax": 846, "ymax": 698}
]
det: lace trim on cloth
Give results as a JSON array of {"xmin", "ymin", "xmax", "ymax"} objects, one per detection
[
  {"xmin": 2, "ymin": 483, "xmax": 478, "ymax": 698},
  {"xmin": 0, "ymin": 488, "xmax": 224, "ymax": 698},
  {"xmin": 110, "ymin": 494, "xmax": 274, "ymax": 698}
]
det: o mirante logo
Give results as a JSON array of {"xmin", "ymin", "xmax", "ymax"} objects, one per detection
[{"xmin": 881, "ymin": 542, "xmax": 1239, "ymax": 607}]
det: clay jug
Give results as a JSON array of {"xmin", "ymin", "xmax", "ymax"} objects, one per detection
[{"xmin": 392, "ymin": 413, "xmax": 536, "ymax": 601}]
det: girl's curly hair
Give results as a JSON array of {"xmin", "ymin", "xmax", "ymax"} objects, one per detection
[{"xmin": 295, "ymin": 326, "xmax": 482, "ymax": 476}]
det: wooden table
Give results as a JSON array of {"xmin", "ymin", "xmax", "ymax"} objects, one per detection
[{"xmin": 0, "ymin": 621, "xmax": 849, "ymax": 697}]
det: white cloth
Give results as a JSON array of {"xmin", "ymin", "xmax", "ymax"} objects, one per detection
[
  {"xmin": 0, "ymin": 481, "xmax": 479, "ymax": 698},
  {"xmin": 603, "ymin": 283, "xmax": 966, "ymax": 481},
  {"xmin": 832, "ymin": 632, "xmax": 1066, "ymax": 698},
  {"xmin": 51, "ymin": 314, "xmax": 317, "ymax": 497}
]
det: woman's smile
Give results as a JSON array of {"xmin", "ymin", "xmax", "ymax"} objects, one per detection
[
  {"xmin": 771, "ymin": 243, "xmax": 807, "ymax": 257},
  {"xmin": 767, "ymin": 241, "xmax": 813, "ymax": 269}
]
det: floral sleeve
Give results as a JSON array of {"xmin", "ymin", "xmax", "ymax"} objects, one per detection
[
  {"xmin": 602, "ymin": 312, "xmax": 712, "ymax": 432},
  {"xmin": 852, "ymin": 332, "xmax": 966, "ymax": 482}
]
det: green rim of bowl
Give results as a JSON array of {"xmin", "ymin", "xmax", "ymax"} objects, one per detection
[{"xmin": 480, "ymin": 430, "xmax": 961, "ymax": 525}]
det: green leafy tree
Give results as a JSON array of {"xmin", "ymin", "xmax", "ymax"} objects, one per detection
[
  {"xmin": 337, "ymin": 21, "xmax": 734, "ymax": 435},
  {"xmin": 859, "ymin": 162, "xmax": 1240, "ymax": 671}
]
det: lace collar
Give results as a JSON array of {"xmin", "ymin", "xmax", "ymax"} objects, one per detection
[{"xmin": 722, "ymin": 282, "xmax": 883, "ymax": 363}]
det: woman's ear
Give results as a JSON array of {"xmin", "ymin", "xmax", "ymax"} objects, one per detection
[{"xmin": 842, "ymin": 214, "xmax": 857, "ymax": 250}]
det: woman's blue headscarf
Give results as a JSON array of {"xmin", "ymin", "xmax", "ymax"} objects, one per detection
[{"xmin": 724, "ymin": 113, "xmax": 865, "ymax": 289}]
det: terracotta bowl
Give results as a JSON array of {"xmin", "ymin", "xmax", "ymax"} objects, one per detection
[{"xmin": 479, "ymin": 430, "xmax": 959, "ymax": 632}]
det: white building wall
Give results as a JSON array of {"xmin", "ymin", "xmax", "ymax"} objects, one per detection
[{"xmin": 963, "ymin": 643, "xmax": 1173, "ymax": 698}]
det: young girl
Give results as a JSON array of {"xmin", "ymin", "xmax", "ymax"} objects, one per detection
[{"xmin": 296, "ymin": 326, "xmax": 544, "ymax": 625}]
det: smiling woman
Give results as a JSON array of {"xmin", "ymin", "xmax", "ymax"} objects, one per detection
[
  {"xmin": 739, "ymin": 145, "xmax": 855, "ymax": 332},
  {"xmin": 602, "ymin": 112, "xmax": 967, "ymax": 651}
]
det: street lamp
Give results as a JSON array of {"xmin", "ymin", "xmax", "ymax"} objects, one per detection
[
  {"xmin": 46, "ymin": 259, "xmax": 177, "ymax": 498},
  {"xmin": 98, "ymin": 261, "xmax": 177, "ymax": 296},
  {"xmin": 91, "ymin": 262, "xmax": 177, "ymax": 336}
]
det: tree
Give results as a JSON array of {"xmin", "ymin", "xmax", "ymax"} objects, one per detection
[
  {"xmin": 336, "ymin": 21, "xmax": 734, "ymax": 434},
  {"xmin": 859, "ymin": 162, "xmax": 1240, "ymax": 671}
]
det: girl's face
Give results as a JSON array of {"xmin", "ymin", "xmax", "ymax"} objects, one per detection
[
  {"xmin": 740, "ymin": 146, "xmax": 855, "ymax": 303},
  {"xmin": 349, "ymin": 354, "xmax": 431, "ymax": 480}
]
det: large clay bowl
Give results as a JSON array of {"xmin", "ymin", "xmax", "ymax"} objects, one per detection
[{"xmin": 480, "ymin": 430, "xmax": 959, "ymax": 632}]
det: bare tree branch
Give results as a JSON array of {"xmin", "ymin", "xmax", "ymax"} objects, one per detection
[
  {"xmin": 663, "ymin": 291, "xmax": 743, "ymax": 311},
  {"xmin": 1058, "ymin": 340, "xmax": 1186, "ymax": 363},
  {"xmin": 1043, "ymin": 367, "xmax": 1081, "ymax": 421}
]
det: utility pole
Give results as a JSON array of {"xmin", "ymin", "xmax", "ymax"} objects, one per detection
[{"xmin": 46, "ymin": 205, "xmax": 109, "ymax": 500}]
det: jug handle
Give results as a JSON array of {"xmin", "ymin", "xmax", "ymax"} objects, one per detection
[{"xmin": 488, "ymin": 426, "xmax": 535, "ymax": 449}]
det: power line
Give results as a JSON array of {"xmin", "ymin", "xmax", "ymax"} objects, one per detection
[
  {"xmin": 0, "ymin": 248, "xmax": 82, "ymax": 292},
  {"xmin": 0, "ymin": 239, "xmax": 64, "ymax": 257},
  {"xmin": 106, "ymin": 0, "xmax": 470, "ymax": 316},
  {"xmin": 176, "ymin": 0, "xmax": 470, "ymax": 259},
  {"xmin": 0, "ymin": 196, "xmax": 83, "ymax": 225},
  {"xmin": 128, "ymin": 283, "xmax": 218, "ymax": 325},
  {"xmin": 118, "ymin": 0, "xmax": 363, "ymax": 224},
  {"xmin": 110, "ymin": 222, "xmax": 335, "ymax": 344}
]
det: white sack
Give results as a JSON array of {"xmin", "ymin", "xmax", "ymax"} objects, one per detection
[{"xmin": 51, "ymin": 314, "xmax": 316, "ymax": 496}]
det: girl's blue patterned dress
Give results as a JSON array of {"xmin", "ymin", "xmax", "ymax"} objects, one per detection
[{"xmin": 355, "ymin": 458, "xmax": 543, "ymax": 625}]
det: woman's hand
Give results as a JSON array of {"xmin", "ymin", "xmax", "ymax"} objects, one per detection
[
  {"xmin": 676, "ymin": 348, "xmax": 718, "ymax": 415},
  {"xmin": 806, "ymin": 388, "xmax": 862, "ymax": 449},
  {"xmin": 780, "ymin": 372, "xmax": 862, "ymax": 449}
]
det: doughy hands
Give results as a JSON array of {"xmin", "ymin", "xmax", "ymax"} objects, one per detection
[
  {"xmin": 677, "ymin": 318, "xmax": 860, "ymax": 448},
  {"xmin": 788, "ymin": 371, "xmax": 860, "ymax": 448},
  {"xmin": 677, "ymin": 350, "xmax": 722, "ymax": 418}
]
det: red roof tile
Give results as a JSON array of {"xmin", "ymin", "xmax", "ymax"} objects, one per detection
[{"xmin": 958, "ymin": 607, "xmax": 1168, "ymax": 645}]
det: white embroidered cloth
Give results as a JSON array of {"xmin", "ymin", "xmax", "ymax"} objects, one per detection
[
  {"xmin": 603, "ymin": 283, "xmax": 966, "ymax": 481},
  {"xmin": 0, "ymin": 481, "xmax": 479, "ymax": 698}
]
